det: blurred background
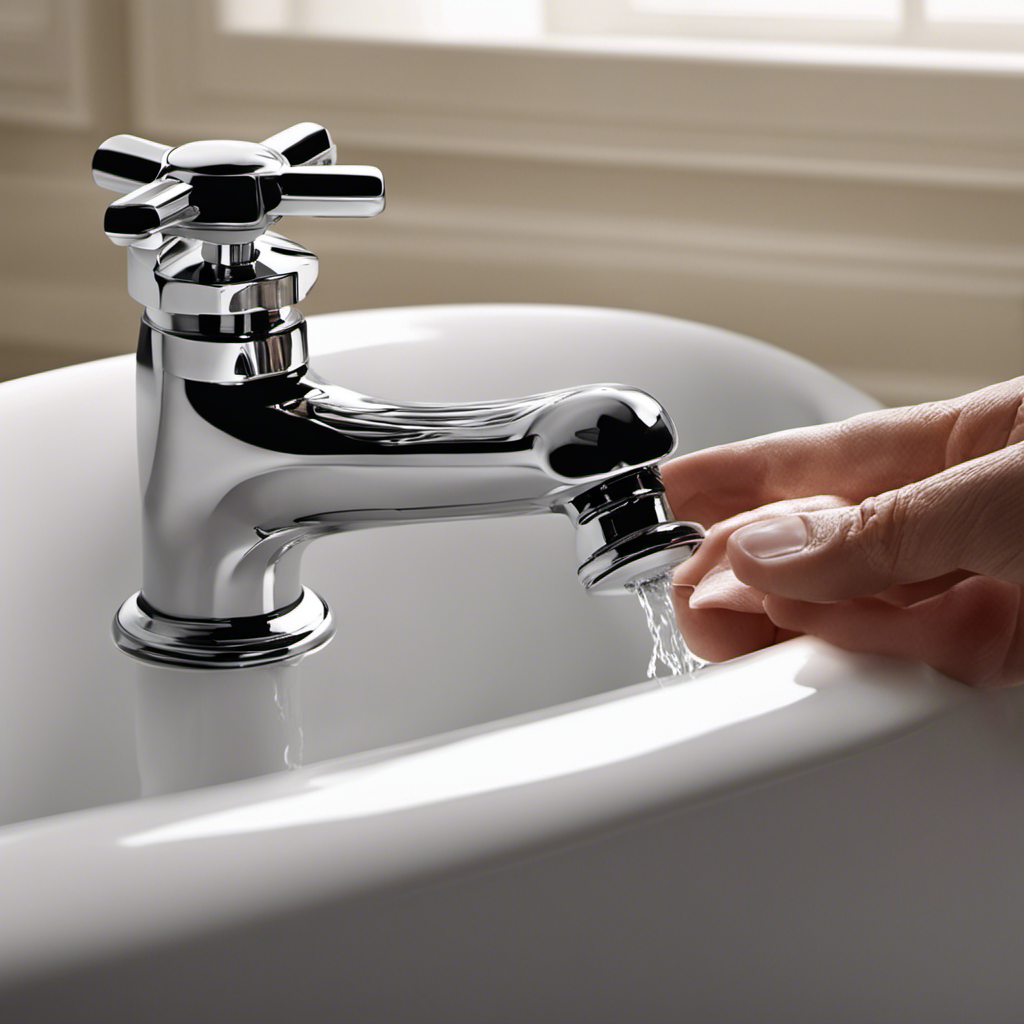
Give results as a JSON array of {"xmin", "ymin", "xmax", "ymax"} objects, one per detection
[{"xmin": 2, "ymin": 0, "xmax": 1024, "ymax": 404}]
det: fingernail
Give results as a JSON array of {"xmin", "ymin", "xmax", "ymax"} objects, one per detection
[
  {"xmin": 733, "ymin": 516, "xmax": 808, "ymax": 559},
  {"xmin": 672, "ymin": 562, "xmax": 696, "ymax": 587}
]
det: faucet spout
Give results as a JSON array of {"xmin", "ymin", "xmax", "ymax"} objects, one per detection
[
  {"xmin": 186, "ymin": 368, "xmax": 678, "ymax": 518},
  {"xmin": 137, "ymin": 358, "xmax": 681, "ymax": 616},
  {"xmin": 96, "ymin": 124, "xmax": 702, "ymax": 669}
]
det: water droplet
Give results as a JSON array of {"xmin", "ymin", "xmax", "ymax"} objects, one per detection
[{"xmin": 274, "ymin": 677, "xmax": 304, "ymax": 769}]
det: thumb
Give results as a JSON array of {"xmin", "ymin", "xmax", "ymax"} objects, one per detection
[{"xmin": 725, "ymin": 444, "xmax": 1024, "ymax": 601}]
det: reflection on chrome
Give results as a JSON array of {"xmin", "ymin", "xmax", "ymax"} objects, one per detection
[{"xmin": 95, "ymin": 123, "xmax": 702, "ymax": 670}]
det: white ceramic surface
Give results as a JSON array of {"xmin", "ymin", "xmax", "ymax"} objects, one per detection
[{"xmin": 1, "ymin": 305, "xmax": 1022, "ymax": 1023}]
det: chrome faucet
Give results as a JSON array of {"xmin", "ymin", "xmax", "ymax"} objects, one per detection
[{"xmin": 94, "ymin": 124, "xmax": 702, "ymax": 669}]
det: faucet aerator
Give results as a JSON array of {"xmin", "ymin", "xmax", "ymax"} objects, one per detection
[{"xmin": 569, "ymin": 467, "xmax": 704, "ymax": 593}]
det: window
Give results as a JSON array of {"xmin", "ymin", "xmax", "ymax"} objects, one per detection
[
  {"xmin": 605, "ymin": 0, "xmax": 1024, "ymax": 47},
  {"xmin": 219, "ymin": 1, "xmax": 547, "ymax": 43},
  {"xmin": 222, "ymin": 0, "xmax": 1024, "ymax": 50}
]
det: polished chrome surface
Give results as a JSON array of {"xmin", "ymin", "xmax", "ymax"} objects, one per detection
[
  {"xmin": 97, "ymin": 124, "xmax": 700, "ymax": 667},
  {"xmin": 201, "ymin": 241, "xmax": 257, "ymax": 266},
  {"xmin": 103, "ymin": 179, "xmax": 199, "ymax": 247},
  {"xmin": 114, "ymin": 587, "xmax": 333, "ymax": 668},
  {"xmin": 568, "ymin": 467, "xmax": 704, "ymax": 591},
  {"xmin": 126, "ymin": 232, "xmax": 318, "ymax": 318},
  {"xmin": 142, "ymin": 313, "xmax": 308, "ymax": 383},
  {"xmin": 580, "ymin": 520, "xmax": 705, "ymax": 591},
  {"xmin": 260, "ymin": 122, "xmax": 337, "ymax": 167},
  {"xmin": 92, "ymin": 133, "xmax": 172, "ymax": 192},
  {"xmin": 132, "ymin": 364, "xmax": 683, "ymax": 623},
  {"xmin": 94, "ymin": 124, "xmax": 384, "ymax": 247}
]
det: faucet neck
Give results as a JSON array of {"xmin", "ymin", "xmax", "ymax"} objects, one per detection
[
  {"xmin": 139, "ymin": 309, "xmax": 309, "ymax": 384},
  {"xmin": 125, "ymin": 231, "xmax": 319, "ymax": 331}
]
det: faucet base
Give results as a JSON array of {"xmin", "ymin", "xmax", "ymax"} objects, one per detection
[{"xmin": 112, "ymin": 587, "xmax": 334, "ymax": 669}]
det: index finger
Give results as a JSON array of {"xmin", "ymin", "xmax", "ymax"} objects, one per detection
[{"xmin": 661, "ymin": 380, "xmax": 1018, "ymax": 527}]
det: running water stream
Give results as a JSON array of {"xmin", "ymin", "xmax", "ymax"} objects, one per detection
[{"xmin": 628, "ymin": 570, "xmax": 705, "ymax": 680}]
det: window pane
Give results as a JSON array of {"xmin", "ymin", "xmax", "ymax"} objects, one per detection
[
  {"xmin": 632, "ymin": 0, "xmax": 898, "ymax": 17},
  {"xmin": 223, "ymin": 0, "xmax": 546, "ymax": 41},
  {"xmin": 220, "ymin": 0, "xmax": 291, "ymax": 34},
  {"xmin": 927, "ymin": 0, "xmax": 1024, "ymax": 21}
]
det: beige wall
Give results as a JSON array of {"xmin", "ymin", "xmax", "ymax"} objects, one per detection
[{"xmin": 3, "ymin": 1, "xmax": 1024, "ymax": 404}]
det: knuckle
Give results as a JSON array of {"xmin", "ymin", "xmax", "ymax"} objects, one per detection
[{"xmin": 849, "ymin": 491, "xmax": 912, "ymax": 583}]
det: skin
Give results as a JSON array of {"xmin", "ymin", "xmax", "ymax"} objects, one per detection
[{"xmin": 662, "ymin": 376, "xmax": 1024, "ymax": 687}]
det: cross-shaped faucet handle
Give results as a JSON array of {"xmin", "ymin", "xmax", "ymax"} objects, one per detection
[{"xmin": 93, "ymin": 123, "xmax": 384, "ymax": 246}]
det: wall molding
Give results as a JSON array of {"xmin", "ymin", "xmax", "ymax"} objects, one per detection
[
  {"xmin": 0, "ymin": 274, "xmax": 1000, "ymax": 407},
  {"xmin": 300, "ymin": 199, "xmax": 1024, "ymax": 297},
  {"xmin": 7, "ymin": 169, "xmax": 1021, "ymax": 406},
  {"xmin": 131, "ymin": 0, "xmax": 1024, "ymax": 190},
  {"xmin": 0, "ymin": 0, "xmax": 93, "ymax": 128},
  {"xmin": 18, "ymin": 170, "xmax": 1024, "ymax": 310},
  {"xmin": 110, "ymin": 0, "xmax": 1024, "ymax": 406}
]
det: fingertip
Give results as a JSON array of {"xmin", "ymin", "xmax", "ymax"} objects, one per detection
[
  {"xmin": 689, "ymin": 570, "xmax": 765, "ymax": 613},
  {"xmin": 671, "ymin": 541, "xmax": 719, "ymax": 587},
  {"xmin": 762, "ymin": 593, "xmax": 812, "ymax": 628},
  {"xmin": 671, "ymin": 560, "xmax": 698, "ymax": 588},
  {"xmin": 661, "ymin": 447, "xmax": 755, "ymax": 527},
  {"xmin": 726, "ymin": 523, "xmax": 808, "ymax": 594},
  {"xmin": 661, "ymin": 455, "xmax": 708, "ymax": 525},
  {"xmin": 728, "ymin": 505, "xmax": 880, "ymax": 603},
  {"xmin": 670, "ymin": 579, "xmax": 693, "ymax": 616},
  {"xmin": 672, "ymin": 600, "xmax": 782, "ymax": 663}
]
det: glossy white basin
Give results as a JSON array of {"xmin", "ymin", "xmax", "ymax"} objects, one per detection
[{"xmin": 1, "ymin": 305, "xmax": 1021, "ymax": 1023}]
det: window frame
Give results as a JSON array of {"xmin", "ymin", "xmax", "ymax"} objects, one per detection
[
  {"xmin": 550, "ymin": 0, "xmax": 1024, "ymax": 50},
  {"xmin": 132, "ymin": 0, "xmax": 1024, "ymax": 192},
  {"xmin": 548, "ymin": 0, "xmax": 906, "ymax": 46}
]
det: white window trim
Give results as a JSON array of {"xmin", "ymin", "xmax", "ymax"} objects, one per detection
[
  {"xmin": 549, "ymin": 0, "xmax": 1024, "ymax": 50},
  {"xmin": 131, "ymin": 0, "xmax": 1024, "ymax": 191}
]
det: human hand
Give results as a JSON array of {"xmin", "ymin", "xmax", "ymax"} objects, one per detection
[{"xmin": 663, "ymin": 377, "xmax": 1024, "ymax": 686}]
